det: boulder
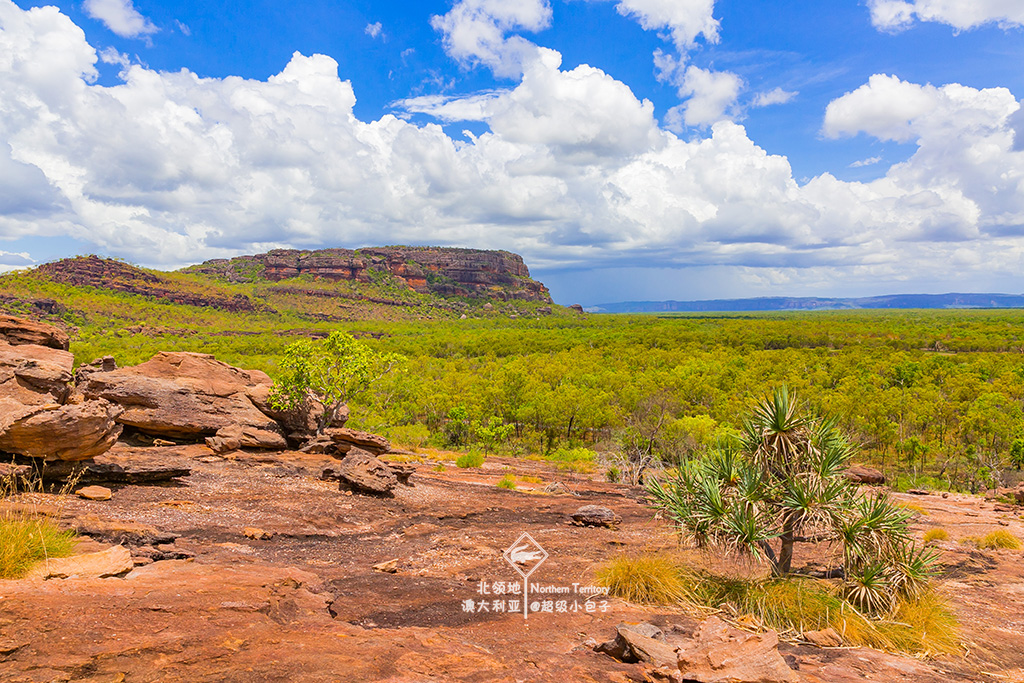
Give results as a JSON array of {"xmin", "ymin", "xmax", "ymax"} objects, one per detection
[
  {"xmin": 846, "ymin": 465, "xmax": 885, "ymax": 485},
  {"xmin": 0, "ymin": 340, "xmax": 74, "ymax": 405},
  {"xmin": 336, "ymin": 448, "xmax": 398, "ymax": 495},
  {"xmin": 78, "ymin": 352, "xmax": 288, "ymax": 445},
  {"xmin": 675, "ymin": 616, "xmax": 800, "ymax": 683},
  {"xmin": 325, "ymin": 427, "xmax": 390, "ymax": 455},
  {"xmin": 0, "ymin": 399, "xmax": 123, "ymax": 461},
  {"xmin": 570, "ymin": 505, "xmax": 621, "ymax": 528},
  {"xmin": 0, "ymin": 313, "xmax": 69, "ymax": 350},
  {"xmin": 25, "ymin": 545, "xmax": 133, "ymax": 580}
]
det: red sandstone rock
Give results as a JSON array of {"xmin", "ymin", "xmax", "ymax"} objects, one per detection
[
  {"xmin": 0, "ymin": 313, "xmax": 69, "ymax": 350},
  {"xmin": 0, "ymin": 398, "xmax": 123, "ymax": 461},
  {"xmin": 78, "ymin": 351, "xmax": 287, "ymax": 447},
  {"xmin": 846, "ymin": 465, "xmax": 886, "ymax": 485}
]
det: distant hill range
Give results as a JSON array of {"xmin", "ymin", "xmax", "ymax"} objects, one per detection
[
  {"xmin": 590, "ymin": 293, "xmax": 1024, "ymax": 313},
  {"xmin": 0, "ymin": 247, "xmax": 558, "ymax": 327}
]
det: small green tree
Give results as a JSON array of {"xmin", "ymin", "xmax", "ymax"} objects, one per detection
[
  {"xmin": 269, "ymin": 331, "xmax": 405, "ymax": 433},
  {"xmin": 646, "ymin": 387, "xmax": 935, "ymax": 614}
]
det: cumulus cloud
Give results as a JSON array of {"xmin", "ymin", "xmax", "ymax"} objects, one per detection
[
  {"xmin": 83, "ymin": 0, "xmax": 156, "ymax": 38},
  {"xmin": 364, "ymin": 22, "xmax": 383, "ymax": 39},
  {"xmin": 868, "ymin": 0, "xmax": 1024, "ymax": 32},
  {"xmin": 752, "ymin": 87, "xmax": 797, "ymax": 108},
  {"xmin": 1, "ymin": 0, "xmax": 1023, "ymax": 296},
  {"xmin": 667, "ymin": 66, "xmax": 743, "ymax": 128},
  {"xmin": 430, "ymin": 0, "xmax": 551, "ymax": 78},
  {"xmin": 610, "ymin": 0, "xmax": 719, "ymax": 52}
]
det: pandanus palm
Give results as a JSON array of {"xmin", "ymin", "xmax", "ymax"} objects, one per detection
[{"xmin": 646, "ymin": 387, "xmax": 935, "ymax": 614}]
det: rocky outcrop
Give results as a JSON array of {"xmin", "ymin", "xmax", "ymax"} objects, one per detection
[
  {"xmin": 189, "ymin": 247, "xmax": 553, "ymax": 302},
  {"xmin": 34, "ymin": 256, "xmax": 262, "ymax": 312},
  {"xmin": 78, "ymin": 351, "xmax": 293, "ymax": 449},
  {"xmin": 0, "ymin": 400, "xmax": 123, "ymax": 461},
  {"xmin": 0, "ymin": 315, "xmax": 121, "ymax": 461},
  {"xmin": 0, "ymin": 313, "xmax": 69, "ymax": 349}
]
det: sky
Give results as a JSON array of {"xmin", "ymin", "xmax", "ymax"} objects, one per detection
[{"xmin": 0, "ymin": 0, "xmax": 1023, "ymax": 305}]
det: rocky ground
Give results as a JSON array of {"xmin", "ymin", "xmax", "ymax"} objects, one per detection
[{"xmin": 2, "ymin": 443, "xmax": 1023, "ymax": 683}]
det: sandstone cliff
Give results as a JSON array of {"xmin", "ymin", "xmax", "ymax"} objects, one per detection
[{"xmin": 188, "ymin": 246, "xmax": 552, "ymax": 302}]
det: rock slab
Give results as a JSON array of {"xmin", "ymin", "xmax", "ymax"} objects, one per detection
[
  {"xmin": 26, "ymin": 545, "xmax": 133, "ymax": 580},
  {"xmin": 675, "ymin": 616, "xmax": 800, "ymax": 683}
]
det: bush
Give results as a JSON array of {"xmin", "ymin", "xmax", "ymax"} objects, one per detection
[
  {"xmin": 923, "ymin": 528, "xmax": 949, "ymax": 544},
  {"xmin": 646, "ymin": 387, "xmax": 936, "ymax": 614},
  {"xmin": 432, "ymin": 462, "xmax": 446, "ymax": 472},
  {"xmin": 456, "ymin": 451, "xmax": 485, "ymax": 468},
  {"xmin": 496, "ymin": 474, "xmax": 517, "ymax": 490},
  {"xmin": 977, "ymin": 530, "xmax": 1022, "ymax": 550},
  {"xmin": 385, "ymin": 424, "xmax": 431, "ymax": 451},
  {"xmin": 548, "ymin": 447, "xmax": 597, "ymax": 473}
]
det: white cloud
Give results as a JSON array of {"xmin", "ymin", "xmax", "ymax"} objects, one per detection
[
  {"xmin": 1, "ymin": 0, "xmax": 1024, "ymax": 297},
  {"xmin": 670, "ymin": 66, "xmax": 743, "ymax": 128},
  {"xmin": 752, "ymin": 87, "xmax": 797, "ymax": 108},
  {"xmin": 175, "ymin": 20, "xmax": 191, "ymax": 36},
  {"xmin": 365, "ymin": 22, "xmax": 383, "ymax": 39},
  {"xmin": 849, "ymin": 156, "xmax": 882, "ymax": 168},
  {"xmin": 83, "ymin": 0, "xmax": 156, "ymax": 38},
  {"xmin": 652, "ymin": 50, "xmax": 742, "ymax": 129},
  {"xmin": 610, "ymin": 0, "xmax": 719, "ymax": 52},
  {"xmin": 868, "ymin": 0, "xmax": 1024, "ymax": 32},
  {"xmin": 430, "ymin": 0, "xmax": 552, "ymax": 78}
]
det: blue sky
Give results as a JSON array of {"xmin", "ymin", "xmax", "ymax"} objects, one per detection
[{"xmin": 1, "ymin": 0, "xmax": 1023, "ymax": 305}]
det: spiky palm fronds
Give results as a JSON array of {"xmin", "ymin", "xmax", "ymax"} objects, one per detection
[{"xmin": 645, "ymin": 386, "xmax": 936, "ymax": 609}]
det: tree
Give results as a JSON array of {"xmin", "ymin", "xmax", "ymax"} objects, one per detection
[
  {"xmin": 646, "ymin": 387, "xmax": 934, "ymax": 613},
  {"xmin": 270, "ymin": 331, "xmax": 405, "ymax": 433}
]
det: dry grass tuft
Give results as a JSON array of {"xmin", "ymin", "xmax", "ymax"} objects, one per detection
[
  {"xmin": 923, "ymin": 528, "xmax": 949, "ymax": 544},
  {"xmin": 595, "ymin": 554, "xmax": 693, "ymax": 605},
  {"xmin": 1, "ymin": 465, "xmax": 77, "ymax": 579},
  {"xmin": 976, "ymin": 530, "xmax": 1022, "ymax": 550}
]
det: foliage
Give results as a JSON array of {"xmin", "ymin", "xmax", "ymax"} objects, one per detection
[
  {"xmin": 923, "ymin": 528, "xmax": 949, "ymax": 544},
  {"xmin": 269, "ymin": 331, "xmax": 405, "ymax": 433},
  {"xmin": 646, "ymin": 388, "xmax": 936, "ymax": 613},
  {"xmin": 597, "ymin": 553, "xmax": 960, "ymax": 656},
  {"xmin": 8, "ymin": 263, "xmax": 1024, "ymax": 489},
  {"xmin": 455, "ymin": 451, "xmax": 485, "ymax": 468},
  {"xmin": 496, "ymin": 474, "xmax": 517, "ymax": 489}
]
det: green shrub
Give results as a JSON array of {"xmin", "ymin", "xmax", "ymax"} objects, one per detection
[
  {"xmin": 456, "ymin": 451, "xmax": 485, "ymax": 468},
  {"xmin": 497, "ymin": 474, "xmax": 517, "ymax": 490},
  {"xmin": 548, "ymin": 447, "xmax": 597, "ymax": 473}
]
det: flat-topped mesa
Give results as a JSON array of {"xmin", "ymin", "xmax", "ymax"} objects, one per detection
[{"xmin": 191, "ymin": 246, "xmax": 552, "ymax": 302}]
